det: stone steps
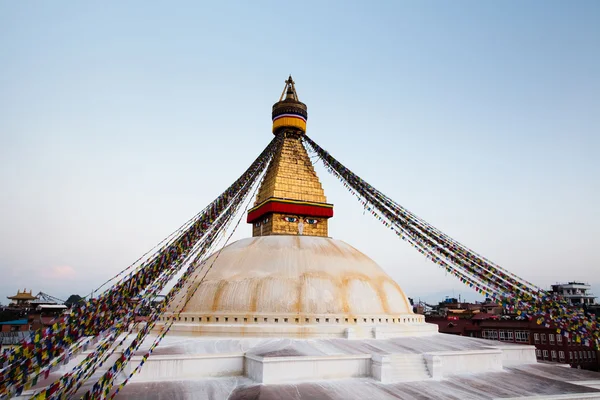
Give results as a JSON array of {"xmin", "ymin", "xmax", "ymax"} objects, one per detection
[{"xmin": 385, "ymin": 354, "xmax": 431, "ymax": 382}]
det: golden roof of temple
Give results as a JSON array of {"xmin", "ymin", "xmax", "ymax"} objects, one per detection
[
  {"xmin": 248, "ymin": 77, "xmax": 333, "ymax": 237},
  {"xmin": 254, "ymin": 137, "xmax": 327, "ymax": 205},
  {"xmin": 271, "ymin": 75, "xmax": 308, "ymax": 134},
  {"xmin": 7, "ymin": 289, "xmax": 37, "ymax": 301}
]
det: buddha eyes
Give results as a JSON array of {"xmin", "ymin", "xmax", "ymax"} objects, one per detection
[
  {"xmin": 282, "ymin": 217, "xmax": 318, "ymax": 225},
  {"xmin": 254, "ymin": 217, "xmax": 270, "ymax": 227}
]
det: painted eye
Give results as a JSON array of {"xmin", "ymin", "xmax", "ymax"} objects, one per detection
[
  {"xmin": 284, "ymin": 216, "xmax": 298, "ymax": 223},
  {"xmin": 305, "ymin": 218, "xmax": 318, "ymax": 225},
  {"xmin": 263, "ymin": 217, "xmax": 269, "ymax": 223}
]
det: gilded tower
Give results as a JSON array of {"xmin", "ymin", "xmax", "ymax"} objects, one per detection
[{"xmin": 247, "ymin": 76, "xmax": 333, "ymax": 237}]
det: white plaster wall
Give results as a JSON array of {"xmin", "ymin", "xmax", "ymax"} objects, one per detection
[
  {"xmin": 494, "ymin": 345, "xmax": 538, "ymax": 366},
  {"xmin": 129, "ymin": 353, "xmax": 244, "ymax": 382},
  {"xmin": 426, "ymin": 349, "xmax": 503, "ymax": 377},
  {"xmin": 244, "ymin": 354, "xmax": 371, "ymax": 384},
  {"xmin": 163, "ymin": 321, "xmax": 436, "ymax": 339},
  {"xmin": 244, "ymin": 356, "xmax": 263, "ymax": 383}
]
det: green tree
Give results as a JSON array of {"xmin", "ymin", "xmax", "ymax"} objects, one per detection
[{"xmin": 64, "ymin": 294, "xmax": 83, "ymax": 308}]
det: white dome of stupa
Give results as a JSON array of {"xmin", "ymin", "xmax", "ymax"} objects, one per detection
[{"xmin": 161, "ymin": 235, "xmax": 430, "ymax": 338}]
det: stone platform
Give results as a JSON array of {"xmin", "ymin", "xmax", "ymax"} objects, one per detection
[
  {"xmin": 114, "ymin": 333, "xmax": 600, "ymax": 399},
  {"xmin": 16, "ymin": 332, "xmax": 600, "ymax": 399}
]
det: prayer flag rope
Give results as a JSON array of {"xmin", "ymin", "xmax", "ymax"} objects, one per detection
[
  {"xmin": 303, "ymin": 134, "xmax": 599, "ymax": 350},
  {"xmin": 1, "ymin": 134, "xmax": 283, "ymax": 399}
]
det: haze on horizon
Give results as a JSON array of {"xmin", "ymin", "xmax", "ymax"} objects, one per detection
[{"xmin": 0, "ymin": 1, "xmax": 598, "ymax": 305}]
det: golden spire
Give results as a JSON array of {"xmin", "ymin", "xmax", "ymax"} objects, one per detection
[
  {"xmin": 248, "ymin": 77, "xmax": 333, "ymax": 237},
  {"xmin": 271, "ymin": 75, "xmax": 308, "ymax": 134}
]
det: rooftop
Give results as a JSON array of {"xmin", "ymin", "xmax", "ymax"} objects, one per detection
[{"xmin": 7, "ymin": 289, "xmax": 37, "ymax": 301}]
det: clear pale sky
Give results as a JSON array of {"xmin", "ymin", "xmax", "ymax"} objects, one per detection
[{"xmin": 1, "ymin": 1, "xmax": 598, "ymax": 304}]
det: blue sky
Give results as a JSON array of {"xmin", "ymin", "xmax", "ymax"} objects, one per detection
[{"xmin": 0, "ymin": 1, "xmax": 598, "ymax": 304}]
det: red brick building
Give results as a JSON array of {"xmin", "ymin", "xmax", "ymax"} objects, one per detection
[{"xmin": 427, "ymin": 315, "xmax": 599, "ymax": 371}]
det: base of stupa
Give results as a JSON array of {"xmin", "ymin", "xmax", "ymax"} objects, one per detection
[
  {"xmin": 17, "ymin": 332, "xmax": 600, "ymax": 399},
  {"xmin": 113, "ymin": 333, "xmax": 600, "ymax": 399},
  {"xmin": 156, "ymin": 319, "xmax": 438, "ymax": 339}
]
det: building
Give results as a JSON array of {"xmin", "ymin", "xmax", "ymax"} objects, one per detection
[
  {"xmin": 0, "ymin": 291, "xmax": 65, "ymax": 353},
  {"xmin": 0, "ymin": 319, "xmax": 29, "ymax": 333},
  {"xmin": 6, "ymin": 289, "xmax": 37, "ymax": 308},
  {"xmin": 551, "ymin": 282, "xmax": 597, "ymax": 306},
  {"xmin": 480, "ymin": 318, "xmax": 599, "ymax": 370},
  {"xmin": 426, "ymin": 300, "xmax": 600, "ymax": 372}
]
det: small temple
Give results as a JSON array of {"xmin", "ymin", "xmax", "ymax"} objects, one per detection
[{"xmin": 6, "ymin": 289, "xmax": 37, "ymax": 308}]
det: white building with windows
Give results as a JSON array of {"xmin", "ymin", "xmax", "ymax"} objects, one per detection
[{"xmin": 552, "ymin": 282, "xmax": 597, "ymax": 306}]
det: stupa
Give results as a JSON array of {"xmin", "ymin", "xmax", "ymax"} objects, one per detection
[
  {"xmin": 20, "ymin": 78, "xmax": 600, "ymax": 399},
  {"xmin": 114, "ymin": 78, "xmax": 598, "ymax": 399},
  {"xmin": 160, "ymin": 77, "xmax": 431, "ymax": 339}
]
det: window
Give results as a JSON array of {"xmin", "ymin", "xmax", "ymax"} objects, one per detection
[
  {"xmin": 575, "ymin": 351, "xmax": 578, "ymax": 360},
  {"xmin": 559, "ymin": 351, "xmax": 565, "ymax": 362},
  {"xmin": 549, "ymin": 334, "xmax": 555, "ymax": 345},
  {"xmin": 254, "ymin": 318, "xmax": 257, "ymax": 322},
  {"xmin": 515, "ymin": 331, "xmax": 529, "ymax": 343},
  {"xmin": 551, "ymin": 350, "xmax": 557, "ymax": 360},
  {"xmin": 543, "ymin": 350, "xmax": 549, "ymax": 360},
  {"xmin": 593, "ymin": 352, "xmax": 597, "ymax": 359},
  {"xmin": 541, "ymin": 334, "xmax": 546, "ymax": 344},
  {"xmin": 536, "ymin": 349, "xmax": 542, "ymax": 359},
  {"xmin": 499, "ymin": 331, "xmax": 506, "ymax": 341},
  {"xmin": 534, "ymin": 333, "xmax": 540, "ymax": 344},
  {"xmin": 507, "ymin": 331, "xmax": 514, "ymax": 341},
  {"xmin": 567, "ymin": 336, "xmax": 571, "ymax": 345},
  {"xmin": 557, "ymin": 334, "xmax": 562, "ymax": 344},
  {"xmin": 284, "ymin": 318, "xmax": 288, "ymax": 322},
  {"xmin": 483, "ymin": 330, "xmax": 499, "ymax": 340}
]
